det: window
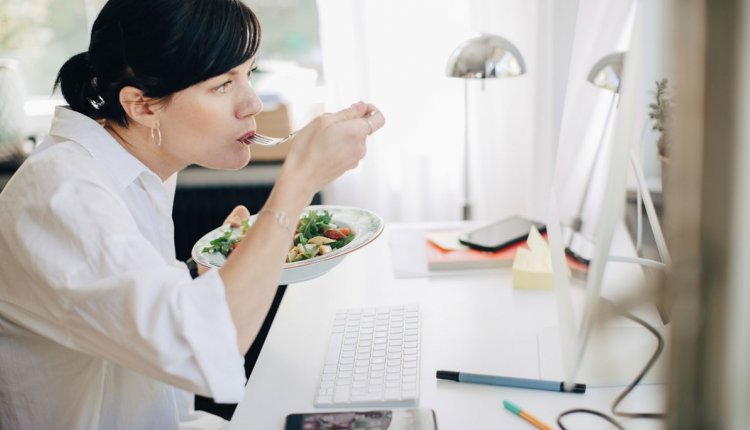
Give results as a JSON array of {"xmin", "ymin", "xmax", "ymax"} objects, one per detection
[
  {"xmin": 1, "ymin": 0, "xmax": 322, "ymax": 135},
  {"xmin": 2, "ymin": 0, "xmax": 322, "ymax": 96},
  {"xmin": 1, "ymin": 0, "xmax": 94, "ymax": 97},
  {"xmin": 244, "ymin": 0, "xmax": 323, "ymax": 80}
]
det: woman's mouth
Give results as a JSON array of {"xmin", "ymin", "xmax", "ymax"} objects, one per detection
[{"xmin": 238, "ymin": 131, "xmax": 256, "ymax": 145}]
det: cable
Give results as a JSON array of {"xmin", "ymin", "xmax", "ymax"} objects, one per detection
[
  {"xmin": 555, "ymin": 298, "xmax": 666, "ymax": 429},
  {"xmin": 607, "ymin": 255, "xmax": 666, "ymax": 269},
  {"xmin": 610, "ymin": 302, "xmax": 666, "ymax": 420},
  {"xmin": 557, "ymin": 408, "xmax": 626, "ymax": 430}
]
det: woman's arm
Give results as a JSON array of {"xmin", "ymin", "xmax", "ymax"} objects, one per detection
[{"xmin": 219, "ymin": 102, "xmax": 384, "ymax": 353}]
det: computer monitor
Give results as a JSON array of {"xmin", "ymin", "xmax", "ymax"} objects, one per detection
[{"xmin": 540, "ymin": 0, "xmax": 668, "ymax": 389}]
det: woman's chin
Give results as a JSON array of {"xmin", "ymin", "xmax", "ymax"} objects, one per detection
[
  {"xmin": 225, "ymin": 156, "xmax": 251, "ymax": 171},
  {"xmin": 201, "ymin": 151, "xmax": 251, "ymax": 171}
]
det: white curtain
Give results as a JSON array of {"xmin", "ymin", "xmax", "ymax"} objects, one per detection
[
  {"xmin": 316, "ymin": 0, "xmax": 641, "ymax": 224},
  {"xmin": 316, "ymin": 0, "xmax": 471, "ymax": 222}
]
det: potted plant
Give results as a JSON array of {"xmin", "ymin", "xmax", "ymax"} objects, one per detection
[{"xmin": 649, "ymin": 78, "xmax": 672, "ymax": 203}]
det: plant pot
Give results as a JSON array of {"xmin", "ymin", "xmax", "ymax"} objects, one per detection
[{"xmin": 658, "ymin": 154, "xmax": 671, "ymax": 209}]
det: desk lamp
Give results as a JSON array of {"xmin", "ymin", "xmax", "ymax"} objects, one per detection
[
  {"xmin": 566, "ymin": 52, "xmax": 625, "ymax": 263},
  {"xmin": 446, "ymin": 34, "xmax": 526, "ymax": 220}
]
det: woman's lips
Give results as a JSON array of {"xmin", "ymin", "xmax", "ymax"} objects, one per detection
[{"xmin": 238, "ymin": 131, "xmax": 256, "ymax": 145}]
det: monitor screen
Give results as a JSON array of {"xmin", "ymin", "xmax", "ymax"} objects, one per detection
[{"xmin": 544, "ymin": 0, "xmax": 652, "ymax": 388}]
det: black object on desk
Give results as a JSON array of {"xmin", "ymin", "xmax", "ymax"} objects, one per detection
[{"xmin": 458, "ymin": 216, "xmax": 546, "ymax": 252}]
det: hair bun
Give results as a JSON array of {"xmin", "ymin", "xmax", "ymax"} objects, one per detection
[{"xmin": 54, "ymin": 52, "xmax": 102, "ymax": 119}]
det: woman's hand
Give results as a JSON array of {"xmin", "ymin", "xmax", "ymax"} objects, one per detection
[
  {"xmin": 223, "ymin": 205, "xmax": 250, "ymax": 227},
  {"xmin": 278, "ymin": 102, "xmax": 385, "ymax": 199},
  {"xmin": 194, "ymin": 205, "xmax": 251, "ymax": 276}
]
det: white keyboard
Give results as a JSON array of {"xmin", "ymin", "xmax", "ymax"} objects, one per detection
[{"xmin": 314, "ymin": 305, "xmax": 421, "ymax": 407}]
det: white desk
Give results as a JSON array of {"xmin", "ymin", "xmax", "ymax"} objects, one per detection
[{"xmin": 229, "ymin": 224, "xmax": 667, "ymax": 429}]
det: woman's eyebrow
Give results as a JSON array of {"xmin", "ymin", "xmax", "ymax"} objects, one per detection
[{"xmin": 225, "ymin": 63, "xmax": 255, "ymax": 77}]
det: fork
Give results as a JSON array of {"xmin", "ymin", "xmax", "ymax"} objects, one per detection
[
  {"xmin": 250, "ymin": 109, "xmax": 379, "ymax": 146},
  {"xmin": 249, "ymin": 132, "xmax": 296, "ymax": 147}
]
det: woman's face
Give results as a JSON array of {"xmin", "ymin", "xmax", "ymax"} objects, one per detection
[{"xmin": 158, "ymin": 58, "xmax": 263, "ymax": 171}]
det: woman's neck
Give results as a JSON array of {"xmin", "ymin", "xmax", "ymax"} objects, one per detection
[{"xmin": 103, "ymin": 121, "xmax": 185, "ymax": 182}]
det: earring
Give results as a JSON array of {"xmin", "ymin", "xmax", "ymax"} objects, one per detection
[{"xmin": 150, "ymin": 122, "xmax": 162, "ymax": 146}]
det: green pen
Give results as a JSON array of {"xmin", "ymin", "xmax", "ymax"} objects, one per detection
[{"xmin": 503, "ymin": 399, "xmax": 554, "ymax": 430}]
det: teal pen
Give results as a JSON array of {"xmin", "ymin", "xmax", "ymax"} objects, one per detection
[
  {"xmin": 436, "ymin": 370, "xmax": 586, "ymax": 393},
  {"xmin": 503, "ymin": 400, "xmax": 555, "ymax": 430}
]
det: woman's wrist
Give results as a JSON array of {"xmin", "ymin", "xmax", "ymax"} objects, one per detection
[
  {"xmin": 272, "ymin": 167, "xmax": 317, "ymax": 209},
  {"xmin": 256, "ymin": 208, "xmax": 295, "ymax": 239}
]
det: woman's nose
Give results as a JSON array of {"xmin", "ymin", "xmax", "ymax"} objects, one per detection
[{"xmin": 237, "ymin": 84, "xmax": 263, "ymax": 119}]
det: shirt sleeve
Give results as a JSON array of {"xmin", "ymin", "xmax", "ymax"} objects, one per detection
[{"xmin": 0, "ymin": 170, "xmax": 246, "ymax": 402}]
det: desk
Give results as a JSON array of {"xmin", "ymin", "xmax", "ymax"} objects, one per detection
[{"xmin": 230, "ymin": 224, "xmax": 667, "ymax": 429}]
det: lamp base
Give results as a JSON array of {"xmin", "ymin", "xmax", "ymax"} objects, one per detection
[{"xmin": 462, "ymin": 204, "xmax": 472, "ymax": 221}]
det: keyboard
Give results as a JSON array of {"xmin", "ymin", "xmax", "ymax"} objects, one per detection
[{"xmin": 314, "ymin": 304, "xmax": 421, "ymax": 407}]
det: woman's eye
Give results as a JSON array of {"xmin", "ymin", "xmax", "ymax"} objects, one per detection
[
  {"xmin": 247, "ymin": 67, "xmax": 258, "ymax": 82},
  {"xmin": 217, "ymin": 81, "xmax": 233, "ymax": 94}
]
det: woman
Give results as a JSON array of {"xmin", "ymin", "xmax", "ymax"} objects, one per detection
[{"xmin": 0, "ymin": 0, "xmax": 384, "ymax": 428}]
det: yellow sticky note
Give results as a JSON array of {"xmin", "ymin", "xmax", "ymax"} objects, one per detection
[{"xmin": 512, "ymin": 226, "xmax": 554, "ymax": 289}]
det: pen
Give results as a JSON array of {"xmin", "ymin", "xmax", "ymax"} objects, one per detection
[
  {"xmin": 503, "ymin": 399, "xmax": 555, "ymax": 430},
  {"xmin": 435, "ymin": 370, "xmax": 586, "ymax": 393}
]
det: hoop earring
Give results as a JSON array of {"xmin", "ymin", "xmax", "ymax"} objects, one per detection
[{"xmin": 150, "ymin": 123, "xmax": 162, "ymax": 147}]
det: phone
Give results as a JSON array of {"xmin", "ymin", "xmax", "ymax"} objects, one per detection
[
  {"xmin": 284, "ymin": 408, "xmax": 437, "ymax": 430},
  {"xmin": 458, "ymin": 216, "xmax": 546, "ymax": 252}
]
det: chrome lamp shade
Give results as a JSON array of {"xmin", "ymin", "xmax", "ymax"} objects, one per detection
[
  {"xmin": 446, "ymin": 34, "xmax": 527, "ymax": 79},
  {"xmin": 566, "ymin": 51, "xmax": 626, "ymax": 263},
  {"xmin": 587, "ymin": 52, "xmax": 625, "ymax": 92}
]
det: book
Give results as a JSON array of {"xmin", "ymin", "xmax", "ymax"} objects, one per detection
[
  {"xmin": 425, "ymin": 230, "xmax": 521, "ymax": 271},
  {"xmin": 565, "ymin": 253, "xmax": 590, "ymax": 280}
]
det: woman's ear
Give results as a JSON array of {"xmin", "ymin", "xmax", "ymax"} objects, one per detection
[{"xmin": 119, "ymin": 86, "xmax": 159, "ymax": 128}]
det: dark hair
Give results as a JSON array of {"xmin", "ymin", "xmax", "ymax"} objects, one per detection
[{"xmin": 54, "ymin": 0, "xmax": 261, "ymax": 126}]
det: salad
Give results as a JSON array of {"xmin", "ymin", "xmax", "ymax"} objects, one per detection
[{"xmin": 201, "ymin": 209, "xmax": 355, "ymax": 263}]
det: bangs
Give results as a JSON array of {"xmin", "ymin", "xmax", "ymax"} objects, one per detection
[
  {"xmin": 150, "ymin": 0, "xmax": 261, "ymax": 96},
  {"xmin": 198, "ymin": 0, "xmax": 261, "ymax": 79}
]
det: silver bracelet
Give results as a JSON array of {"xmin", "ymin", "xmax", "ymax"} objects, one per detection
[{"xmin": 258, "ymin": 208, "xmax": 295, "ymax": 239}]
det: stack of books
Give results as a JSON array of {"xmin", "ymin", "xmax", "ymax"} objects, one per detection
[
  {"xmin": 425, "ymin": 230, "xmax": 520, "ymax": 271},
  {"xmin": 425, "ymin": 230, "xmax": 588, "ymax": 278}
]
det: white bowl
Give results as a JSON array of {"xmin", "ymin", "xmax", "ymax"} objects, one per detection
[{"xmin": 191, "ymin": 205, "xmax": 384, "ymax": 285}]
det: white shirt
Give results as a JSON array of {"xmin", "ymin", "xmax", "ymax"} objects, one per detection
[{"xmin": 0, "ymin": 107, "xmax": 246, "ymax": 429}]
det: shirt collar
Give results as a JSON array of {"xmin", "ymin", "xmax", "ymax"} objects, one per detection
[{"xmin": 47, "ymin": 106, "xmax": 153, "ymax": 188}]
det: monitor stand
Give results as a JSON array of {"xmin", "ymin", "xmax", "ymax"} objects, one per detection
[{"xmin": 537, "ymin": 323, "xmax": 669, "ymax": 387}]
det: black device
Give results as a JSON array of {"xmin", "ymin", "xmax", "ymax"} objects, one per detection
[
  {"xmin": 458, "ymin": 215, "xmax": 546, "ymax": 252},
  {"xmin": 285, "ymin": 409, "xmax": 437, "ymax": 430}
]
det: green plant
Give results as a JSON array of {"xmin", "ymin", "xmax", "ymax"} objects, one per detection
[{"xmin": 649, "ymin": 78, "xmax": 672, "ymax": 159}]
